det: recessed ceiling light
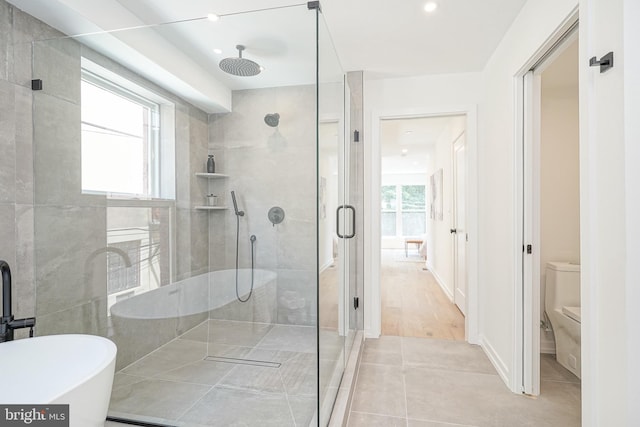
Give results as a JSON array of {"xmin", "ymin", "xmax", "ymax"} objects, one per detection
[
  {"xmin": 423, "ymin": 1, "xmax": 438, "ymax": 13},
  {"xmin": 402, "ymin": 149, "xmax": 409, "ymax": 154},
  {"xmin": 405, "ymin": 130, "xmax": 413, "ymax": 135},
  {"xmin": 213, "ymin": 48, "xmax": 222, "ymax": 54},
  {"xmin": 207, "ymin": 13, "xmax": 220, "ymax": 22}
]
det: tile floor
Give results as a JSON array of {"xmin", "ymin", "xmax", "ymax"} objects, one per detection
[
  {"xmin": 107, "ymin": 319, "xmax": 322, "ymax": 426},
  {"xmin": 347, "ymin": 336, "xmax": 581, "ymax": 427}
]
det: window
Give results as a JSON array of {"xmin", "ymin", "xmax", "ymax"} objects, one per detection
[
  {"xmin": 107, "ymin": 240, "xmax": 141, "ymax": 295},
  {"xmin": 81, "ymin": 60, "xmax": 176, "ymax": 314},
  {"xmin": 381, "ymin": 185, "xmax": 397, "ymax": 236},
  {"xmin": 381, "ymin": 184, "xmax": 427, "ymax": 237},
  {"xmin": 81, "ymin": 60, "xmax": 174, "ymax": 199},
  {"xmin": 401, "ymin": 185, "xmax": 426, "ymax": 236}
]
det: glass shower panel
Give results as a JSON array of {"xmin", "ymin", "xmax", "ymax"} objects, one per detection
[
  {"xmin": 318, "ymin": 10, "xmax": 348, "ymax": 426},
  {"xmin": 30, "ymin": 3, "xmax": 325, "ymax": 425}
]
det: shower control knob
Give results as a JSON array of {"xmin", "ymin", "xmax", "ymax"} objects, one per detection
[{"xmin": 268, "ymin": 207, "xmax": 285, "ymax": 226}]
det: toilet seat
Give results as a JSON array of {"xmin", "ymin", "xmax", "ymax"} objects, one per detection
[{"xmin": 562, "ymin": 306, "xmax": 581, "ymax": 323}]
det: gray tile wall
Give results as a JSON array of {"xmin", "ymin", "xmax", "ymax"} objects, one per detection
[
  {"xmin": 0, "ymin": 0, "xmax": 211, "ymax": 347},
  {"xmin": 209, "ymin": 85, "xmax": 318, "ymax": 326},
  {"xmin": 0, "ymin": 1, "xmax": 60, "ymax": 339}
]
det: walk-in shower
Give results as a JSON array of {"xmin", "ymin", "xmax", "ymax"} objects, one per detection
[{"xmin": 24, "ymin": 2, "xmax": 360, "ymax": 426}]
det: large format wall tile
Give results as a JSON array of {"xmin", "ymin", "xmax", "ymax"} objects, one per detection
[
  {"xmin": 9, "ymin": 7, "xmax": 61, "ymax": 87},
  {"xmin": 210, "ymin": 85, "xmax": 318, "ymax": 325},
  {"xmin": 34, "ymin": 205, "xmax": 106, "ymax": 316},
  {"xmin": 0, "ymin": 1, "xmax": 10, "ymax": 81},
  {"xmin": 276, "ymin": 269, "xmax": 317, "ymax": 325},
  {"xmin": 175, "ymin": 106, "xmax": 191, "ymax": 209},
  {"xmin": 36, "ymin": 298, "xmax": 108, "ymax": 337},
  {"xmin": 32, "ymin": 38, "xmax": 80, "ymax": 104},
  {"xmin": 0, "ymin": 204, "xmax": 16, "ymax": 275},
  {"xmin": 14, "ymin": 84, "xmax": 33, "ymax": 204},
  {"xmin": 1, "ymin": 0, "xmax": 212, "ymax": 355},
  {"xmin": 14, "ymin": 204, "xmax": 34, "ymax": 318},
  {"xmin": 0, "ymin": 80, "xmax": 16, "ymax": 203},
  {"xmin": 33, "ymin": 92, "xmax": 85, "ymax": 206}
]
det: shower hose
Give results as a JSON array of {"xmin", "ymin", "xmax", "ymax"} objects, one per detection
[{"xmin": 234, "ymin": 212, "xmax": 256, "ymax": 303}]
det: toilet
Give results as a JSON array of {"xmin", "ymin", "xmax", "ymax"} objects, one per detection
[{"xmin": 545, "ymin": 261, "xmax": 581, "ymax": 379}]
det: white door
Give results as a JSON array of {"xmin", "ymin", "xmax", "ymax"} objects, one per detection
[{"xmin": 453, "ymin": 133, "xmax": 467, "ymax": 315}]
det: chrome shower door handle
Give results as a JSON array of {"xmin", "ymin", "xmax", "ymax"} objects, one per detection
[{"xmin": 336, "ymin": 205, "xmax": 356, "ymax": 239}]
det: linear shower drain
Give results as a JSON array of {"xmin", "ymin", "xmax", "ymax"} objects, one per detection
[{"xmin": 204, "ymin": 355, "xmax": 281, "ymax": 368}]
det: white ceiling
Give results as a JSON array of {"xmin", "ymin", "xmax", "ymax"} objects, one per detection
[
  {"xmin": 7, "ymin": 0, "xmax": 528, "ymax": 110},
  {"xmin": 321, "ymin": 0, "xmax": 528, "ymax": 77},
  {"xmin": 380, "ymin": 116, "xmax": 462, "ymax": 174}
]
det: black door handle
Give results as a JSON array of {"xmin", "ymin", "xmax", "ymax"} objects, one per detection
[
  {"xmin": 336, "ymin": 205, "xmax": 356, "ymax": 239},
  {"xmin": 450, "ymin": 228, "xmax": 457, "ymax": 234}
]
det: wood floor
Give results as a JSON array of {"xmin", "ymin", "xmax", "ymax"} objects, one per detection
[
  {"xmin": 381, "ymin": 249, "xmax": 465, "ymax": 340},
  {"xmin": 319, "ymin": 262, "xmax": 339, "ymax": 330}
]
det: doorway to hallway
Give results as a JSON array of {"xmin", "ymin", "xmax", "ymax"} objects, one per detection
[{"xmin": 378, "ymin": 115, "xmax": 467, "ymax": 340}]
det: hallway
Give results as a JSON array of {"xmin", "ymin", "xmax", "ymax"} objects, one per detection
[
  {"xmin": 381, "ymin": 249, "xmax": 464, "ymax": 340},
  {"xmin": 347, "ymin": 337, "xmax": 581, "ymax": 426}
]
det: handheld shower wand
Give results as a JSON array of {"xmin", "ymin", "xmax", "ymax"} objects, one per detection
[
  {"xmin": 230, "ymin": 190, "xmax": 255, "ymax": 303},
  {"xmin": 231, "ymin": 190, "xmax": 244, "ymax": 216}
]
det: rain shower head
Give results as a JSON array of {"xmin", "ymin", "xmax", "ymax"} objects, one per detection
[
  {"xmin": 219, "ymin": 45, "xmax": 262, "ymax": 77},
  {"xmin": 264, "ymin": 113, "xmax": 280, "ymax": 127}
]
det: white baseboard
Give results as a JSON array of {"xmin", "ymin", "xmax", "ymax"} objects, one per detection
[
  {"xmin": 427, "ymin": 262, "xmax": 454, "ymax": 302},
  {"xmin": 479, "ymin": 334, "xmax": 510, "ymax": 387},
  {"xmin": 320, "ymin": 258, "xmax": 335, "ymax": 274},
  {"xmin": 540, "ymin": 336, "xmax": 556, "ymax": 354}
]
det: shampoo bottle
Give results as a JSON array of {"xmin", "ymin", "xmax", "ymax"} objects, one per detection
[{"xmin": 207, "ymin": 155, "xmax": 216, "ymax": 173}]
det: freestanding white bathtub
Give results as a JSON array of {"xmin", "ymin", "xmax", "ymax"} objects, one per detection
[
  {"xmin": 109, "ymin": 269, "xmax": 277, "ymax": 369},
  {"xmin": 0, "ymin": 334, "xmax": 117, "ymax": 427}
]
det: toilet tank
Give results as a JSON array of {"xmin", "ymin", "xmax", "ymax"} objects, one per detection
[{"xmin": 545, "ymin": 262, "xmax": 581, "ymax": 312}]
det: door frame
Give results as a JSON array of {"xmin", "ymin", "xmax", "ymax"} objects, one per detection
[
  {"xmin": 514, "ymin": 9, "xmax": 579, "ymax": 396},
  {"xmin": 365, "ymin": 105, "xmax": 478, "ymax": 345},
  {"xmin": 452, "ymin": 131, "xmax": 467, "ymax": 315}
]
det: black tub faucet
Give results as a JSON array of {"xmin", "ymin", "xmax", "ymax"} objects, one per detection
[{"xmin": 0, "ymin": 260, "xmax": 36, "ymax": 343}]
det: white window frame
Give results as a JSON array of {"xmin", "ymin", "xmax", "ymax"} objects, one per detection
[{"xmin": 80, "ymin": 58, "xmax": 175, "ymax": 200}]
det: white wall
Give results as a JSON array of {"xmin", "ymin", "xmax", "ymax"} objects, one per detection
[
  {"xmin": 623, "ymin": 0, "xmax": 640, "ymax": 422},
  {"xmin": 478, "ymin": 0, "xmax": 577, "ymax": 386},
  {"xmin": 539, "ymin": 77, "xmax": 580, "ymax": 353},
  {"xmin": 426, "ymin": 117, "xmax": 465, "ymax": 300},
  {"xmin": 363, "ymin": 72, "xmax": 480, "ymax": 338},
  {"xmin": 580, "ymin": 0, "xmax": 640, "ymax": 424}
]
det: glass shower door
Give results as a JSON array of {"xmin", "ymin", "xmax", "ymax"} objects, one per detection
[{"xmin": 317, "ymin": 9, "xmax": 355, "ymax": 425}]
